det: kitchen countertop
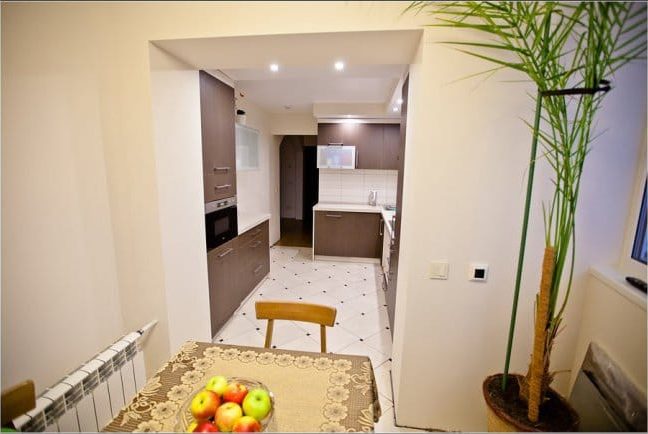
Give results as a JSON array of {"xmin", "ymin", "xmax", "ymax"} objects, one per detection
[
  {"xmin": 237, "ymin": 212, "xmax": 270, "ymax": 235},
  {"xmin": 313, "ymin": 202, "xmax": 396, "ymax": 237}
]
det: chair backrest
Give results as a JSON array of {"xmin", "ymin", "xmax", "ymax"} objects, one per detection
[
  {"xmin": 1, "ymin": 380, "xmax": 35, "ymax": 427},
  {"xmin": 255, "ymin": 301, "xmax": 337, "ymax": 353}
]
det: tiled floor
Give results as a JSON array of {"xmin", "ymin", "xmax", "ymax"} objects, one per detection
[{"xmin": 213, "ymin": 246, "xmax": 423, "ymax": 432}]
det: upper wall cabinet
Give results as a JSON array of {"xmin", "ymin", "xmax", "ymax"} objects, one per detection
[
  {"xmin": 200, "ymin": 71, "xmax": 237, "ymax": 203},
  {"xmin": 317, "ymin": 123, "xmax": 400, "ymax": 170}
]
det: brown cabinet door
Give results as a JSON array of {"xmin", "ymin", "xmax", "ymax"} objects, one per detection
[
  {"xmin": 317, "ymin": 123, "xmax": 344, "ymax": 145},
  {"xmin": 200, "ymin": 71, "xmax": 237, "ymax": 202},
  {"xmin": 315, "ymin": 211, "xmax": 381, "ymax": 258},
  {"xmin": 238, "ymin": 221, "xmax": 270, "ymax": 300},
  {"xmin": 346, "ymin": 213, "xmax": 382, "ymax": 258},
  {"xmin": 204, "ymin": 172, "xmax": 236, "ymax": 202},
  {"xmin": 314, "ymin": 211, "xmax": 347, "ymax": 256},
  {"xmin": 382, "ymin": 124, "xmax": 400, "ymax": 170},
  {"xmin": 207, "ymin": 239, "xmax": 238, "ymax": 336},
  {"xmin": 356, "ymin": 124, "xmax": 383, "ymax": 170}
]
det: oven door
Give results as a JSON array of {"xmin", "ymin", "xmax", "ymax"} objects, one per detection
[{"xmin": 205, "ymin": 203, "xmax": 238, "ymax": 251}]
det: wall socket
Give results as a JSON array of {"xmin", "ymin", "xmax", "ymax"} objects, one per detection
[
  {"xmin": 429, "ymin": 261, "xmax": 449, "ymax": 280},
  {"xmin": 469, "ymin": 263, "xmax": 488, "ymax": 282}
]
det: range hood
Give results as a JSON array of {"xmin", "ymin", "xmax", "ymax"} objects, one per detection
[{"xmin": 316, "ymin": 145, "xmax": 356, "ymax": 169}]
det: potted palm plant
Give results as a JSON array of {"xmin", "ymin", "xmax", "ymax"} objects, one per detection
[{"xmin": 408, "ymin": 2, "xmax": 646, "ymax": 431}]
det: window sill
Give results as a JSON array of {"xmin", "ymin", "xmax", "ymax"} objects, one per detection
[{"xmin": 590, "ymin": 265, "xmax": 647, "ymax": 311}]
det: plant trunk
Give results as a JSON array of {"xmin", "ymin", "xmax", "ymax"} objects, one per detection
[{"xmin": 520, "ymin": 245, "xmax": 555, "ymax": 422}]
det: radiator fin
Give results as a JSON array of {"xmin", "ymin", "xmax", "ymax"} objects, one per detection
[{"xmin": 11, "ymin": 324, "xmax": 152, "ymax": 432}]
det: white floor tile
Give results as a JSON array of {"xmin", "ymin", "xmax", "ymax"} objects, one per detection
[
  {"xmin": 268, "ymin": 321, "xmax": 309, "ymax": 348},
  {"xmin": 337, "ymin": 340, "xmax": 389, "ymax": 369},
  {"xmin": 278, "ymin": 335, "xmax": 321, "ymax": 353},
  {"xmin": 374, "ymin": 361, "xmax": 394, "ymax": 401},
  {"xmin": 365, "ymin": 329, "xmax": 392, "ymax": 357},
  {"xmin": 295, "ymin": 322, "xmax": 362, "ymax": 353},
  {"xmin": 216, "ymin": 315, "xmax": 256, "ymax": 340},
  {"xmin": 226, "ymin": 329, "xmax": 266, "ymax": 348}
]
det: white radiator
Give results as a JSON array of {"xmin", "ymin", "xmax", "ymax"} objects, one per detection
[{"xmin": 11, "ymin": 321, "xmax": 156, "ymax": 432}]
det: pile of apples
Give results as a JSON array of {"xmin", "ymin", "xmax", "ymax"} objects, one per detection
[{"xmin": 187, "ymin": 376, "xmax": 272, "ymax": 432}]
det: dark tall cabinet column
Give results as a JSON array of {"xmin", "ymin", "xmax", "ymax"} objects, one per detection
[
  {"xmin": 200, "ymin": 71, "xmax": 237, "ymax": 203},
  {"xmin": 386, "ymin": 77, "xmax": 408, "ymax": 336}
]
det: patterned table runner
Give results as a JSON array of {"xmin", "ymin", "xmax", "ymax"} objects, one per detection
[{"xmin": 103, "ymin": 341, "xmax": 381, "ymax": 432}]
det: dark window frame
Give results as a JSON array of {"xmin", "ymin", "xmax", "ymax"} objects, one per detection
[{"xmin": 631, "ymin": 180, "xmax": 647, "ymax": 265}]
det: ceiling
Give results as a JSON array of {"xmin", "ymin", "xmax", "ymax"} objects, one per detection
[{"xmin": 153, "ymin": 30, "xmax": 421, "ymax": 116}]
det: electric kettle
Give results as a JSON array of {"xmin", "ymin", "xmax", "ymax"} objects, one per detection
[{"xmin": 368, "ymin": 190, "xmax": 378, "ymax": 206}]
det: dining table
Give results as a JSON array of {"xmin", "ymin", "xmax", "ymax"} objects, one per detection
[{"xmin": 103, "ymin": 341, "xmax": 382, "ymax": 432}]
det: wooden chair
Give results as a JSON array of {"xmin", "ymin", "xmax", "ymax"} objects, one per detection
[
  {"xmin": 1, "ymin": 380, "xmax": 35, "ymax": 428},
  {"xmin": 255, "ymin": 301, "xmax": 337, "ymax": 353}
]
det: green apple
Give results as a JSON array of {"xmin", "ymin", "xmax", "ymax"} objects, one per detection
[
  {"xmin": 205, "ymin": 375, "xmax": 229, "ymax": 396},
  {"xmin": 242, "ymin": 389, "xmax": 271, "ymax": 421}
]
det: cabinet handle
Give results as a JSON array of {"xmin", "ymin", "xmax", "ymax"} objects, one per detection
[
  {"xmin": 253, "ymin": 264, "xmax": 263, "ymax": 274},
  {"xmin": 213, "ymin": 166, "xmax": 230, "ymax": 172},
  {"xmin": 218, "ymin": 248, "xmax": 234, "ymax": 258},
  {"xmin": 379, "ymin": 221, "xmax": 383, "ymax": 236},
  {"xmin": 215, "ymin": 184, "xmax": 232, "ymax": 190},
  {"xmin": 251, "ymin": 240, "xmax": 262, "ymax": 248},
  {"xmin": 325, "ymin": 214, "xmax": 342, "ymax": 218}
]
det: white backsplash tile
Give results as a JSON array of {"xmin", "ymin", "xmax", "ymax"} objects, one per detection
[{"xmin": 319, "ymin": 169, "xmax": 397, "ymax": 206}]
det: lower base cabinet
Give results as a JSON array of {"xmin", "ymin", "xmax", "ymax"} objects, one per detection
[
  {"xmin": 314, "ymin": 211, "xmax": 382, "ymax": 258},
  {"xmin": 208, "ymin": 220, "xmax": 270, "ymax": 336}
]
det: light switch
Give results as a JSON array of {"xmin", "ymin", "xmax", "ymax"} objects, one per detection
[
  {"xmin": 469, "ymin": 263, "xmax": 488, "ymax": 282},
  {"xmin": 429, "ymin": 261, "xmax": 449, "ymax": 280}
]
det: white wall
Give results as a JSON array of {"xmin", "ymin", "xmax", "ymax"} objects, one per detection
[
  {"xmin": 236, "ymin": 98, "xmax": 280, "ymax": 244},
  {"xmin": 3, "ymin": 3, "xmax": 645, "ymax": 430},
  {"xmin": 149, "ymin": 45, "xmax": 212, "ymax": 351},
  {"xmin": 2, "ymin": 6, "xmax": 127, "ymax": 391},
  {"xmin": 568, "ymin": 268, "xmax": 646, "ymax": 396},
  {"xmin": 319, "ymin": 169, "xmax": 397, "ymax": 205},
  {"xmin": 270, "ymin": 113, "xmax": 317, "ymax": 135},
  {"xmin": 391, "ymin": 28, "xmax": 647, "ymax": 431}
]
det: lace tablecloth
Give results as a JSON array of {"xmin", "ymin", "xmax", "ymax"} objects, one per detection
[{"xmin": 103, "ymin": 341, "xmax": 381, "ymax": 432}]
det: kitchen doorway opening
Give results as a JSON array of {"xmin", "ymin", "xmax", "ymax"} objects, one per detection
[{"xmin": 278, "ymin": 135, "xmax": 318, "ymax": 247}]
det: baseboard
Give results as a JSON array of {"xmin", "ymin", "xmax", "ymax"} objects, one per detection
[{"xmin": 314, "ymin": 255, "xmax": 380, "ymax": 264}]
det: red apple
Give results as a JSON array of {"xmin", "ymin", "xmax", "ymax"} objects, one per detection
[
  {"xmin": 215, "ymin": 402, "xmax": 243, "ymax": 432},
  {"xmin": 232, "ymin": 416, "xmax": 261, "ymax": 432},
  {"xmin": 205, "ymin": 375, "xmax": 229, "ymax": 396},
  {"xmin": 223, "ymin": 382, "xmax": 248, "ymax": 404},
  {"xmin": 193, "ymin": 421, "xmax": 220, "ymax": 432},
  {"xmin": 190, "ymin": 390, "xmax": 221, "ymax": 421}
]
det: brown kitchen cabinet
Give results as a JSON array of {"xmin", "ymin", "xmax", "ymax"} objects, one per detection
[
  {"xmin": 314, "ymin": 211, "xmax": 381, "ymax": 258},
  {"xmin": 207, "ymin": 238, "xmax": 239, "ymax": 335},
  {"xmin": 382, "ymin": 124, "xmax": 400, "ymax": 170},
  {"xmin": 200, "ymin": 70, "xmax": 237, "ymax": 202},
  {"xmin": 316, "ymin": 123, "xmax": 400, "ymax": 170},
  {"xmin": 208, "ymin": 220, "xmax": 270, "ymax": 337}
]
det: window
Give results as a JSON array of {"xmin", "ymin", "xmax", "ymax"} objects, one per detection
[
  {"xmin": 631, "ymin": 181, "xmax": 647, "ymax": 264},
  {"xmin": 235, "ymin": 124, "xmax": 259, "ymax": 170}
]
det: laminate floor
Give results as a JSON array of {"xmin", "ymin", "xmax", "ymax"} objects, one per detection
[
  {"xmin": 276, "ymin": 218, "xmax": 312, "ymax": 247},
  {"xmin": 213, "ymin": 246, "xmax": 425, "ymax": 432}
]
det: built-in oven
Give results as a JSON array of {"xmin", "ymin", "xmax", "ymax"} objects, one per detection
[{"xmin": 205, "ymin": 196, "xmax": 238, "ymax": 251}]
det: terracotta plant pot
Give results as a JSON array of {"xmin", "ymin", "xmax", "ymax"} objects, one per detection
[{"xmin": 483, "ymin": 374, "xmax": 579, "ymax": 432}]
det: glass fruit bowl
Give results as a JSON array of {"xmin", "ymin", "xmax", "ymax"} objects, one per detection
[{"xmin": 175, "ymin": 377, "xmax": 275, "ymax": 432}]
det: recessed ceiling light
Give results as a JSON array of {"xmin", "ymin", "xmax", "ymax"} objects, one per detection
[
  {"xmin": 397, "ymin": 98, "xmax": 403, "ymax": 105},
  {"xmin": 334, "ymin": 61, "xmax": 345, "ymax": 71},
  {"xmin": 392, "ymin": 106, "xmax": 399, "ymax": 112},
  {"xmin": 269, "ymin": 63, "xmax": 279, "ymax": 72}
]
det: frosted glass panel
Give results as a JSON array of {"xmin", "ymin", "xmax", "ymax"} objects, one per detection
[{"xmin": 236, "ymin": 124, "xmax": 259, "ymax": 170}]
